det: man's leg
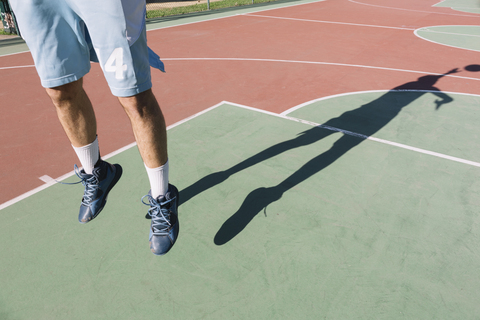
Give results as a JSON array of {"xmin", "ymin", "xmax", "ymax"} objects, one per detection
[
  {"xmin": 118, "ymin": 89, "xmax": 179, "ymax": 256},
  {"xmin": 46, "ymin": 78, "xmax": 123, "ymax": 223},
  {"xmin": 46, "ymin": 78, "xmax": 97, "ymax": 148},
  {"xmin": 118, "ymin": 89, "xmax": 169, "ymax": 198},
  {"xmin": 118, "ymin": 89, "xmax": 167, "ymax": 168},
  {"xmin": 46, "ymin": 78, "xmax": 100, "ymax": 174}
]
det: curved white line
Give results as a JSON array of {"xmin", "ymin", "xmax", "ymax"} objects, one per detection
[
  {"xmin": 281, "ymin": 89, "xmax": 480, "ymax": 115},
  {"xmin": 282, "ymin": 90, "xmax": 396, "ymax": 115},
  {"xmin": 414, "ymin": 26, "xmax": 480, "ymax": 53},
  {"xmin": 162, "ymin": 57, "xmax": 480, "ymax": 81},
  {"xmin": 348, "ymin": 0, "xmax": 479, "ymax": 17}
]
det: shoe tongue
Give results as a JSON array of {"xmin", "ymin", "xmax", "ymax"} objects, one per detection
[
  {"xmin": 79, "ymin": 169, "xmax": 93, "ymax": 177},
  {"xmin": 155, "ymin": 194, "xmax": 166, "ymax": 202}
]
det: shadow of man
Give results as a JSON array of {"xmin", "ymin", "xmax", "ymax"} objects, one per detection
[{"xmin": 181, "ymin": 68, "xmax": 459, "ymax": 245}]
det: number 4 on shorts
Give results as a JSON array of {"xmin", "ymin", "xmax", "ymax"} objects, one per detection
[{"xmin": 97, "ymin": 47, "xmax": 128, "ymax": 80}]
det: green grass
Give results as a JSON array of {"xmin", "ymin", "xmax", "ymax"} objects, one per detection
[
  {"xmin": 0, "ymin": 29, "xmax": 15, "ymax": 36},
  {"xmin": 146, "ymin": 0, "xmax": 278, "ymax": 18}
]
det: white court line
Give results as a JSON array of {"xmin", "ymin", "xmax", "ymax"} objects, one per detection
[
  {"xmin": 231, "ymin": 95, "xmax": 480, "ymax": 169},
  {"xmin": 348, "ymin": 0, "xmax": 479, "ymax": 17},
  {"xmin": 0, "ymin": 105, "xmax": 223, "ymax": 211},
  {"xmin": 168, "ymin": 95, "xmax": 480, "ymax": 173},
  {"xmin": 5, "ymin": 58, "xmax": 480, "ymax": 83},
  {"xmin": 283, "ymin": 115, "xmax": 480, "ymax": 168},
  {"xmin": 162, "ymin": 57, "xmax": 480, "ymax": 82},
  {"xmin": 2, "ymin": 93, "xmax": 480, "ymax": 211},
  {"xmin": 0, "ymin": 64, "xmax": 35, "ymax": 70},
  {"xmin": 0, "ymin": 104, "xmax": 231, "ymax": 211},
  {"xmin": 244, "ymin": 13, "xmax": 415, "ymax": 30},
  {"xmin": 39, "ymin": 175, "xmax": 54, "ymax": 183},
  {"xmin": 0, "ymin": 104, "xmax": 230, "ymax": 212}
]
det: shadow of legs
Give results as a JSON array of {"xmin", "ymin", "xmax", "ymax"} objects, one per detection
[
  {"xmin": 214, "ymin": 186, "xmax": 283, "ymax": 245},
  {"xmin": 213, "ymin": 134, "xmax": 362, "ymax": 245}
]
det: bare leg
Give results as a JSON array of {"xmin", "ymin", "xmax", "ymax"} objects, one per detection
[
  {"xmin": 121, "ymin": 89, "xmax": 177, "ymax": 256},
  {"xmin": 45, "ymin": 78, "xmax": 97, "ymax": 147},
  {"xmin": 118, "ymin": 89, "xmax": 168, "ymax": 168}
]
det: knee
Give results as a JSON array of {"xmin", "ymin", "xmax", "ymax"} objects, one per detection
[
  {"xmin": 119, "ymin": 89, "xmax": 161, "ymax": 119},
  {"xmin": 45, "ymin": 79, "xmax": 84, "ymax": 106}
]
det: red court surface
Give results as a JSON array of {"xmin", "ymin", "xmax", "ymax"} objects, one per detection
[{"xmin": 1, "ymin": 0, "xmax": 479, "ymax": 206}]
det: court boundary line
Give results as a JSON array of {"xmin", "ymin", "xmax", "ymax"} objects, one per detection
[
  {"xmin": 283, "ymin": 114, "xmax": 480, "ymax": 168},
  {"xmin": 0, "ymin": 102, "xmax": 226, "ymax": 211},
  {"xmin": 0, "ymin": 64, "xmax": 35, "ymax": 70},
  {"xmin": 4, "ymin": 58, "xmax": 480, "ymax": 83},
  {"xmin": 3, "ymin": 91, "xmax": 480, "ymax": 210},
  {"xmin": 232, "ymin": 95, "xmax": 480, "ymax": 169},
  {"xmin": 222, "ymin": 98, "xmax": 480, "ymax": 170},
  {"xmin": 244, "ymin": 13, "xmax": 416, "ymax": 30}
]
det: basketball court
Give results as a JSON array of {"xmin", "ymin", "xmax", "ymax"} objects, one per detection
[{"xmin": 1, "ymin": 0, "xmax": 480, "ymax": 318}]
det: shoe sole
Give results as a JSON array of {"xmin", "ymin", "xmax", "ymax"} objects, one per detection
[{"xmin": 80, "ymin": 164, "xmax": 123, "ymax": 224}]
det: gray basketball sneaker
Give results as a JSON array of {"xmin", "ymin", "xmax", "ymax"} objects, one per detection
[
  {"xmin": 75, "ymin": 160, "xmax": 123, "ymax": 223},
  {"xmin": 142, "ymin": 184, "xmax": 179, "ymax": 255}
]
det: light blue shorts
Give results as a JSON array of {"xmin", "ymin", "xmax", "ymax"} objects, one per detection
[{"xmin": 10, "ymin": 0, "xmax": 163, "ymax": 97}]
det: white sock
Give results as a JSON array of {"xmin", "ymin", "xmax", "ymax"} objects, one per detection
[
  {"xmin": 145, "ymin": 160, "xmax": 169, "ymax": 199},
  {"xmin": 72, "ymin": 136, "xmax": 100, "ymax": 174}
]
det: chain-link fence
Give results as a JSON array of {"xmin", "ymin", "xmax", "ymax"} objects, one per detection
[
  {"xmin": 146, "ymin": 0, "xmax": 274, "ymax": 18},
  {"xmin": 0, "ymin": 0, "xmax": 19, "ymax": 35}
]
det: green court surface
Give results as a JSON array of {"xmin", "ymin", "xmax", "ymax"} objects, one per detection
[
  {"xmin": 416, "ymin": 26, "xmax": 480, "ymax": 52},
  {"xmin": 2, "ymin": 91, "xmax": 480, "ymax": 319},
  {"xmin": 434, "ymin": 0, "xmax": 480, "ymax": 14}
]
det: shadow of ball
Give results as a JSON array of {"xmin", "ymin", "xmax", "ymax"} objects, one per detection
[{"xmin": 465, "ymin": 64, "xmax": 480, "ymax": 72}]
